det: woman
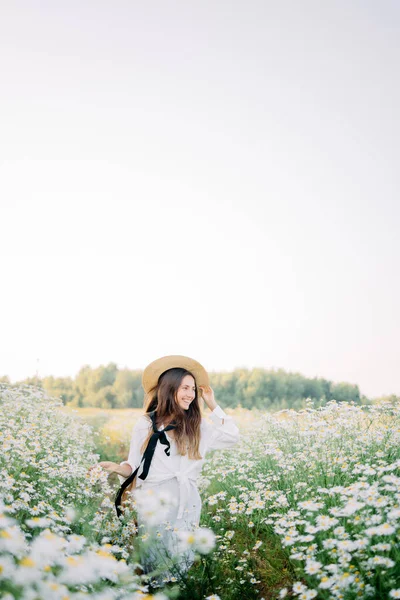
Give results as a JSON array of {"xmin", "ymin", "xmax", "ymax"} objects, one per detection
[{"xmin": 97, "ymin": 355, "xmax": 240, "ymax": 580}]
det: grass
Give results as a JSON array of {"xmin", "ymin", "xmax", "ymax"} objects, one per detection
[{"xmin": 41, "ymin": 400, "xmax": 400, "ymax": 598}]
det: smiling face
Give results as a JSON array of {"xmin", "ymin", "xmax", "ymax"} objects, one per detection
[{"xmin": 175, "ymin": 374, "xmax": 196, "ymax": 411}]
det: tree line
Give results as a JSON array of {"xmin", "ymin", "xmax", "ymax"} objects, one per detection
[{"xmin": 0, "ymin": 363, "xmax": 372, "ymax": 410}]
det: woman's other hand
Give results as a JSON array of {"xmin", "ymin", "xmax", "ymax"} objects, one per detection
[
  {"xmin": 98, "ymin": 461, "xmax": 119, "ymax": 474},
  {"xmin": 96, "ymin": 461, "xmax": 133, "ymax": 477},
  {"xmin": 88, "ymin": 461, "xmax": 119, "ymax": 475},
  {"xmin": 199, "ymin": 385, "xmax": 217, "ymax": 411}
]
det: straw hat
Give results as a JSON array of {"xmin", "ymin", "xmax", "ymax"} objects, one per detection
[{"xmin": 142, "ymin": 355, "xmax": 209, "ymax": 393}]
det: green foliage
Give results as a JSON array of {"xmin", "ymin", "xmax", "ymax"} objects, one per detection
[
  {"xmin": 42, "ymin": 375, "xmax": 75, "ymax": 404},
  {"xmin": 12, "ymin": 363, "xmax": 366, "ymax": 410},
  {"xmin": 0, "ymin": 384, "xmax": 102, "ymax": 533}
]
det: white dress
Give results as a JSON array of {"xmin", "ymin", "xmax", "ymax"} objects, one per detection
[{"xmin": 118, "ymin": 405, "xmax": 239, "ymax": 578}]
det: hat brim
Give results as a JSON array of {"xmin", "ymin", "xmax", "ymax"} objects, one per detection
[{"xmin": 142, "ymin": 355, "xmax": 209, "ymax": 394}]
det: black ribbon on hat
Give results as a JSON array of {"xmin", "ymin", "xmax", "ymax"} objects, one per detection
[{"xmin": 115, "ymin": 410, "xmax": 176, "ymax": 518}]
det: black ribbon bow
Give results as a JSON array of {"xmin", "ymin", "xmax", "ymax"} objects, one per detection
[{"xmin": 115, "ymin": 410, "xmax": 176, "ymax": 518}]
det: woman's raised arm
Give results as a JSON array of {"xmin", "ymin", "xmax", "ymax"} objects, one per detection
[{"xmin": 199, "ymin": 385, "xmax": 240, "ymax": 451}]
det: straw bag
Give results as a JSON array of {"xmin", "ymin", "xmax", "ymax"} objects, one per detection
[{"xmin": 115, "ymin": 464, "xmax": 140, "ymax": 518}]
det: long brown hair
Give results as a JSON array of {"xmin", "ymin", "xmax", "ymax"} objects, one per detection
[{"xmin": 142, "ymin": 367, "xmax": 202, "ymax": 460}]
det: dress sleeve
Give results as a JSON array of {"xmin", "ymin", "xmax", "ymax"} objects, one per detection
[
  {"xmin": 117, "ymin": 415, "xmax": 151, "ymax": 484},
  {"xmin": 204, "ymin": 405, "xmax": 240, "ymax": 451}
]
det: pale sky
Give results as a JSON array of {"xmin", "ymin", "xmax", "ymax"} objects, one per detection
[{"xmin": 0, "ymin": 1, "xmax": 399, "ymax": 398}]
